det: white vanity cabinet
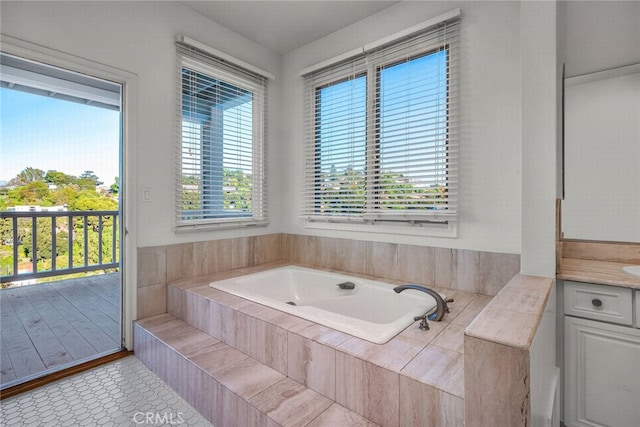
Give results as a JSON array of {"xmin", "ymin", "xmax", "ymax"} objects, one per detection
[{"xmin": 563, "ymin": 281, "xmax": 640, "ymax": 427}]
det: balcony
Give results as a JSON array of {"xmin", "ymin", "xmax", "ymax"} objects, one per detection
[{"xmin": 0, "ymin": 210, "xmax": 121, "ymax": 390}]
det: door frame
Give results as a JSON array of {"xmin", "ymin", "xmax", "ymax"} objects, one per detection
[{"xmin": 1, "ymin": 35, "xmax": 138, "ymax": 350}]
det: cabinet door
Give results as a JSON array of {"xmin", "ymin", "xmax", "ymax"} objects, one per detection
[{"xmin": 564, "ymin": 316, "xmax": 640, "ymax": 427}]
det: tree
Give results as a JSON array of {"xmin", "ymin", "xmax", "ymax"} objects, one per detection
[
  {"xmin": 21, "ymin": 218, "xmax": 53, "ymax": 260},
  {"xmin": 78, "ymin": 170, "xmax": 103, "ymax": 189},
  {"xmin": 8, "ymin": 167, "xmax": 45, "ymax": 186},
  {"xmin": 45, "ymin": 170, "xmax": 76, "ymax": 186},
  {"xmin": 50, "ymin": 185, "xmax": 79, "ymax": 206},
  {"xmin": 7, "ymin": 181, "xmax": 51, "ymax": 205},
  {"xmin": 72, "ymin": 190, "xmax": 117, "ymax": 211}
]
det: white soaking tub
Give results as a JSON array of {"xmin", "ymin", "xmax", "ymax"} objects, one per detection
[{"xmin": 209, "ymin": 266, "xmax": 439, "ymax": 344}]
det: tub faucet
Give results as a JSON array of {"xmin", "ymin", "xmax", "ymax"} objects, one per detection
[{"xmin": 393, "ymin": 284, "xmax": 453, "ymax": 330}]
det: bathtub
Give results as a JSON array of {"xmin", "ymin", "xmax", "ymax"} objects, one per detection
[{"xmin": 209, "ymin": 266, "xmax": 439, "ymax": 344}]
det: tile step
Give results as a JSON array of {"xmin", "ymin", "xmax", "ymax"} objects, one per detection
[{"xmin": 134, "ymin": 314, "xmax": 378, "ymax": 426}]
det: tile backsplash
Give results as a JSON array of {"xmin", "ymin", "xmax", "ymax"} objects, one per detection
[
  {"xmin": 283, "ymin": 234, "xmax": 520, "ymax": 295},
  {"xmin": 137, "ymin": 233, "xmax": 520, "ymax": 319}
]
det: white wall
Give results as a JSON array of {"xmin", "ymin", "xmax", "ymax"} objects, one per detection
[
  {"xmin": 279, "ymin": 1, "xmax": 523, "ymax": 254},
  {"xmin": 0, "ymin": 1, "xmax": 283, "ymax": 248},
  {"xmin": 521, "ymin": 0, "xmax": 558, "ymax": 277}
]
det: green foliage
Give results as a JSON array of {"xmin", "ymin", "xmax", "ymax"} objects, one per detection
[
  {"xmin": 21, "ymin": 218, "xmax": 60, "ymax": 260},
  {"xmin": 50, "ymin": 186, "xmax": 79, "ymax": 206},
  {"xmin": 0, "ymin": 244, "xmax": 13, "ymax": 278},
  {"xmin": 316, "ymin": 166, "xmax": 447, "ymax": 214},
  {"xmin": 1, "ymin": 168, "xmax": 120, "ymax": 282},
  {"xmin": 223, "ymin": 169, "xmax": 252, "ymax": 211},
  {"xmin": 45, "ymin": 170, "xmax": 76, "ymax": 186},
  {"xmin": 181, "ymin": 169, "xmax": 254, "ymax": 215},
  {"xmin": 1, "ymin": 168, "xmax": 118, "ymax": 211},
  {"xmin": 0, "ymin": 218, "xmax": 12, "ymax": 245},
  {"xmin": 318, "ymin": 166, "xmax": 366, "ymax": 214},
  {"xmin": 78, "ymin": 170, "xmax": 103, "ymax": 189},
  {"xmin": 7, "ymin": 181, "xmax": 52, "ymax": 206},
  {"xmin": 71, "ymin": 189, "xmax": 116, "ymax": 211},
  {"xmin": 110, "ymin": 177, "xmax": 119, "ymax": 194}
]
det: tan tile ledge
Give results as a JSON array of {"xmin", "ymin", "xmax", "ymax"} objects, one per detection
[{"xmin": 464, "ymin": 273, "xmax": 555, "ymax": 349}]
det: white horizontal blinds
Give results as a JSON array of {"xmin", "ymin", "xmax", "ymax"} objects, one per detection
[
  {"xmin": 302, "ymin": 14, "xmax": 459, "ymax": 222},
  {"xmin": 303, "ymin": 56, "xmax": 369, "ymax": 218},
  {"xmin": 176, "ymin": 42, "xmax": 267, "ymax": 226},
  {"xmin": 370, "ymin": 18, "xmax": 459, "ymax": 219}
]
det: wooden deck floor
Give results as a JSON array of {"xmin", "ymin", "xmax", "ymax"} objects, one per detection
[{"xmin": 0, "ymin": 273, "xmax": 121, "ymax": 389}]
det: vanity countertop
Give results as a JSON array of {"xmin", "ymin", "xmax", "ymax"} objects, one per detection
[{"xmin": 558, "ymin": 258, "xmax": 640, "ymax": 290}]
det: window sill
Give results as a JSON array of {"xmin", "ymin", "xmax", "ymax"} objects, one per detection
[
  {"xmin": 304, "ymin": 218, "xmax": 458, "ymax": 238},
  {"xmin": 175, "ymin": 219, "xmax": 269, "ymax": 233}
]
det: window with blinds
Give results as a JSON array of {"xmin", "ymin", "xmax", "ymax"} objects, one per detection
[
  {"xmin": 176, "ymin": 41, "xmax": 268, "ymax": 229},
  {"xmin": 302, "ymin": 13, "xmax": 459, "ymax": 225}
]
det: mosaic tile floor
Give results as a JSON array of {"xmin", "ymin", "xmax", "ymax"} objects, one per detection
[{"xmin": 0, "ymin": 356, "xmax": 212, "ymax": 426}]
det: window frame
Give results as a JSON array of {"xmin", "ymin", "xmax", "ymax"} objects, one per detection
[
  {"xmin": 302, "ymin": 28, "xmax": 459, "ymax": 236},
  {"xmin": 176, "ymin": 52, "xmax": 268, "ymax": 231}
]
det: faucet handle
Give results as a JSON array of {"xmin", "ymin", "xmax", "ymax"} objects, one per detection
[
  {"xmin": 443, "ymin": 298, "xmax": 454, "ymax": 313},
  {"xmin": 413, "ymin": 315, "xmax": 430, "ymax": 330}
]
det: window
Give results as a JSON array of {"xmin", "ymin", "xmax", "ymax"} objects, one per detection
[
  {"xmin": 302, "ymin": 14, "xmax": 459, "ymax": 227},
  {"xmin": 176, "ymin": 40, "xmax": 268, "ymax": 229}
]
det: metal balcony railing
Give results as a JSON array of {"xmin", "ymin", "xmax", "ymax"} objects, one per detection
[{"xmin": 0, "ymin": 210, "xmax": 119, "ymax": 283}]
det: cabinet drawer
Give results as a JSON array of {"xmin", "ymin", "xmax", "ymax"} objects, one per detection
[{"xmin": 564, "ymin": 281, "xmax": 633, "ymax": 325}]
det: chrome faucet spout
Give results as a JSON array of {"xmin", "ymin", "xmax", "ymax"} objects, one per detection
[{"xmin": 393, "ymin": 284, "xmax": 453, "ymax": 324}]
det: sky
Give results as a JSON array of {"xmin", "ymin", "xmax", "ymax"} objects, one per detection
[{"xmin": 0, "ymin": 88, "xmax": 120, "ymax": 185}]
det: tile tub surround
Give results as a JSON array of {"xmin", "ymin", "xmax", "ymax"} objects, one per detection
[
  {"xmin": 134, "ymin": 235, "xmax": 522, "ymax": 425},
  {"xmin": 162, "ymin": 264, "xmax": 484, "ymax": 426},
  {"xmin": 137, "ymin": 234, "xmax": 283, "ymax": 318},
  {"xmin": 282, "ymin": 234, "xmax": 521, "ymax": 296},
  {"xmin": 137, "ymin": 233, "xmax": 520, "ymax": 320}
]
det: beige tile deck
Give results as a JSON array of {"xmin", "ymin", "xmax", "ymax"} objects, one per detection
[{"xmin": 401, "ymin": 344, "xmax": 465, "ymax": 398}]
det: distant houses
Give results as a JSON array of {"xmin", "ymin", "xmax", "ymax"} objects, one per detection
[{"xmin": 6, "ymin": 205, "xmax": 68, "ymax": 212}]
